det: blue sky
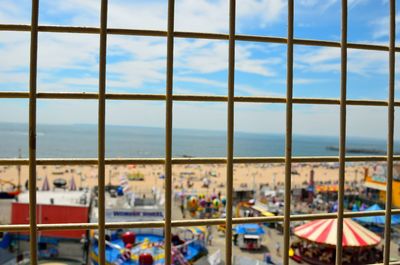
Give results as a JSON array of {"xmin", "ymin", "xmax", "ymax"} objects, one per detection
[{"xmin": 0, "ymin": 0, "xmax": 399, "ymax": 139}]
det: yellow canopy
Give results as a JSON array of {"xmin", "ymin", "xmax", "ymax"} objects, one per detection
[{"xmin": 251, "ymin": 205, "xmax": 275, "ymax": 217}]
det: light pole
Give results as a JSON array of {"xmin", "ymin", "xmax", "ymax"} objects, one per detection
[{"xmin": 108, "ymin": 168, "xmax": 112, "ymax": 187}]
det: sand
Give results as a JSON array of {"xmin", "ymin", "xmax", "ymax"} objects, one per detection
[{"xmin": 0, "ymin": 162, "xmax": 369, "ymax": 196}]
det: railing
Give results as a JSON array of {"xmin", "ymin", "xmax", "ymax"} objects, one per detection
[{"xmin": 0, "ymin": 0, "xmax": 397, "ymax": 264}]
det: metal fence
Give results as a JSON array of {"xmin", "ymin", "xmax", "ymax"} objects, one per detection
[{"xmin": 0, "ymin": 0, "xmax": 398, "ymax": 264}]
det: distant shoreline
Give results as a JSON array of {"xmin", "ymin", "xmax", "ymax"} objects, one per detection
[{"xmin": 326, "ymin": 146, "xmax": 400, "ymax": 155}]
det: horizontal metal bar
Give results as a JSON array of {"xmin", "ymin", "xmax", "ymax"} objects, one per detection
[
  {"xmin": 0, "ymin": 24, "xmax": 31, "ymax": 31},
  {"xmin": 1, "ymin": 92, "xmax": 399, "ymax": 107},
  {"xmin": 2, "ymin": 209, "xmax": 400, "ymax": 232},
  {"xmin": 1, "ymin": 24, "xmax": 400, "ymax": 52},
  {"xmin": 108, "ymin": 28, "xmax": 166, "ymax": 37},
  {"xmin": 174, "ymin": 31, "xmax": 228, "ymax": 40},
  {"xmin": 0, "ymin": 155, "xmax": 398, "ymax": 166},
  {"xmin": 39, "ymin": 92, "xmax": 98, "ymax": 99},
  {"xmin": 0, "ymin": 92, "xmax": 29, "ymax": 98},
  {"xmin": 39, "ymin": 25, "xmax": 99, "ymax": 34}
]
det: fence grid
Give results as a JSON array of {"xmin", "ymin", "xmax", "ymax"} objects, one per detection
[{"xmin": 0, "ymin": 1, "xmax": 397, "ymax": 265}]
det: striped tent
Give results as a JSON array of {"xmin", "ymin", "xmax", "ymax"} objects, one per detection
[
  {"xmin": 293, "ymin": 218, "xmax": 381, "ymax": 247},
  {"xmin": 41, "ymin": 175, "xmax": 50, "ymax": 191},
  {"xmin": 69, "ymin": 176, "xmax": 77, "ymax": 191}
]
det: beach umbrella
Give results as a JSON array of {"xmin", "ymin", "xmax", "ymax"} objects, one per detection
[
  {"xmin": 221, "ymin": 197, "xmax": 226, "ymax": 206},
  {"xmin": 293, "ymin": 218, "xmax": 381, "ymax": 247},
  {"xmin": 199, "ymin": 198, "xmax": 206, "ymax": 208},
  {"xmin": 53, "ymin": 178, "xmax": 66, "ymax": 188},
  {"xmin": 189, "ymin": 196, "xmax": 198, "ymax": 208},
  {"xmin": 69, "ymin": 176, "xmax": 77, "ymax": 191},
  {"xmin": 353, "ymin": 204, "xmax": 400, "ymax": 225},
  {"xmin": 213, "ymin": 198, "xmax": 220, "ymax": 208},
  {"xmin": 41, "ymin": 176, "xmax": 50, "ymax": 191}
]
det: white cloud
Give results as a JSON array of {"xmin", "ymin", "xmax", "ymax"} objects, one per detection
[
  {"xmin": 0, "ymin": 0, "xmax": 30, "ymax": 24},
  {"xmin": 295, "ymin": 46, "xmax": 389, "ymax": 76},
  {"xmin": 298, "ymin": 0, "xmax": 337, "ymax": 12},
  {"xmin": 174, "ymin": 76, "xmax": 226, "ymax": 89},
  {"xmin": 39, "ymin": 0, "xmax": 100, "ymax": 26},
  {"xmin": 371, "ymin": 13, "xmax": 400, "ymax": 40},
  {"xmin": 237, "ymin": 0, "xmax": 286, "ymax": 28},
  {"xmin": 0, "ymin": 32, "xmax": 30, "ymax": 72},
  {"xmin": 37, "ymin": 33, "xmax": 99, "ymax": 70},
  {"xmin": 348, "ymin": 0, "xmax": 368, "ymax": 9}
]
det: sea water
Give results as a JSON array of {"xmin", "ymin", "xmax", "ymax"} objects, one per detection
[{"xmin": 0, "ymin": 122, "xmax": 395, "ymax": 158}]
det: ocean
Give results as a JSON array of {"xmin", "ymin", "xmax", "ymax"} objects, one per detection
[{"xmin": 0, "ymin": 122, "xmax": 396, "ymax": 158}]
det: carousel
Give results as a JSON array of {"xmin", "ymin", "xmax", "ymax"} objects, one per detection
[{"xmin": 290, "ymin": 218, "xmax": 382, "ymax": 265}]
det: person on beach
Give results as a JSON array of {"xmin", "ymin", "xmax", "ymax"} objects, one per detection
[
  {"xmin": 180, "ymin": 195, "xmax": 186, "ymax": 218},
  {"xmin": 207, "ymin": 226, "xmax": 213, "ymax": 246},
  {"xmin": 275, "ymin": 242, "xmax": 281, "ymax": 257},
  {"xmin": 264, "ymin": 251, "xmax": 274, "ymax": 264}
]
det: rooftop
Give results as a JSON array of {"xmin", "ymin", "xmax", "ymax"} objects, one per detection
[{"xmin": 16, "ymin": 190, "xmax": 90, "ymax": 207}]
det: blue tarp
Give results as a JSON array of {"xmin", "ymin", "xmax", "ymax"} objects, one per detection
[
  {"xmin": 0, "ymin": 233, "xmax": 12, "ymax": 249},
  {"xmin": 235, "ymin": 224, "xmax": 265, "ymax": 235},
  {"xmin": 353, "ymin": 204, "xmax": 400, "ymax": 225}
]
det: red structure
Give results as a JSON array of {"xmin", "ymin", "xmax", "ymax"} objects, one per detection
[
  {"xmin": 122, "ymin": 231, "xmax": 136, "ymax": 246},
  {"xmin": 139, "ymin": 253, "xmax": 154, "ymax": 265},
  {"xmin": 11, "ymin": 202, "xmax": 89, "ymax": 239}
]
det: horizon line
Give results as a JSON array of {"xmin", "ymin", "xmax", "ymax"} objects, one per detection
[{"xmin": 0, "ymin": 121, "xmax": 392, "ymax": 142}]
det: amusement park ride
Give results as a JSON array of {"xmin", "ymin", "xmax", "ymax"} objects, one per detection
[{"xmin": 0, "ymin": 150, "xmax": 22, "ymax": 199}]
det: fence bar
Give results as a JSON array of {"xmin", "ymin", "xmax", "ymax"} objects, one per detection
[
  {"xmin": 225, "ymin": 0, "xmax": 236, "ymax": 264},
  {"xmin": 164, "ymin": 0, "xmax": 175, "ymax": 264},
  {"xmin": 97, "ymin": 0, "xmax": 108, "ymax": 264},
  {"xmin": 2, "ymin": 91, "xmax": 400, "ymax": 107},
  {"xmin": 2, "ymin": 23, "xmax": 400, "ymax": 52},
  {"xmin": 384, "ymin": 0, "xmax": 396, "ymax": 263},
  {"xmin": 28, "ymin": 0, "xmax": 39, "ymax": 264},
  {"xmin": 283, "ymin": 0, "xmax": 294, "ymax": 264},
  {"xmin": 335, "ymin": 0, "xmax": 348, "ymax": 263},
  {"xmin": 1, "ymin": 155, "xmax": 399, "ymax": 166},
  {"xmin": 3, "ymin": 210, "xmax": 400, "ymax": 232}
]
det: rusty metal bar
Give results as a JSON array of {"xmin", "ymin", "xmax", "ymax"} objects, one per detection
[
  {"xmin": 1, "ymin": 155, "xmax": 399, "ymax": 166},
  {"xmin": 97, "ymin": 0, "xmax": 108, "ymax": 264},
  {"xmin": 384, "ymin": 0, "xmax": 396, "ymax": 263},
  {"xmin": 335, "ymin": 0, "xmax": 347, "ymax": 263},
  {"xmin": 164, "ymin": 0, "xmax": 175, "ymax": 264},
  {"xmin": 283, "ymin": 0, "xmax": 294, "ymax": 264},
  {"xmin": 225, "ymin": 0, "xmax": 236, "ymax": 264},
  {"xmin": 2, "ymin": 23, "xmax": 400, "ymax": 52},
  {"xmin": 3, "ymin": 91, "xmax": 400, "ymax": 107},
  {"xmin": 28, "ymin": 0, "xmax": 39, "ymax": 264},
  {"xmin": 4, "ymin": 91, "xmax": 400, "ymax": 107},
  {"xmin": 4, "ymin": 209, "xmax": 400, "ymax": 232}
]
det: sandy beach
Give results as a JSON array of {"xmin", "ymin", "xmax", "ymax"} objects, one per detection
[{"xmin": 0, "ymin": 162, "xmax": 367, "ymax": 197}]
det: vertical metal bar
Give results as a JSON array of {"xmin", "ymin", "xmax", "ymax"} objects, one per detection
[
  {"xmin": 335, "ymin": 0, "xmax": 348, "ymax": 264},
  {"xmin": 225, "ymin": 0, "xmax": 236, "ymax": 264},
  {"xmin": 28, "ymin": 0, "xmax": 39, "ymax": 264},
  {"xmin": 165, "ymin": 0, "xmax": 175, "ymax": 264},
  {"xmin": 384, "ymin": 0, "xmax": 396, "ymax": 263},
  {"xmin": 97, "ymin": 0, "xmax": 108, "ymax": 264},
  {"xmin": 283, "ymin": 0, "xmax": 294, "ymax": 264}
]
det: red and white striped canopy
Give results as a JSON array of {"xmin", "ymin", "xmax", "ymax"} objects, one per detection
[{"xmin": 293, "ymin": 218, "xmax": 381, "ymax": 247}]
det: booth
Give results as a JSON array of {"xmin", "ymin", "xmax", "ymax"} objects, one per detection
[{"xmin": 234, "ymin": 224, "xmax": 265, "ymax": 250}]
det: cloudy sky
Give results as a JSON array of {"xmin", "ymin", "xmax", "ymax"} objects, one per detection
[{"xmin": 0, "ymin": 0, "xmax": 399, "ymax": 139}]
